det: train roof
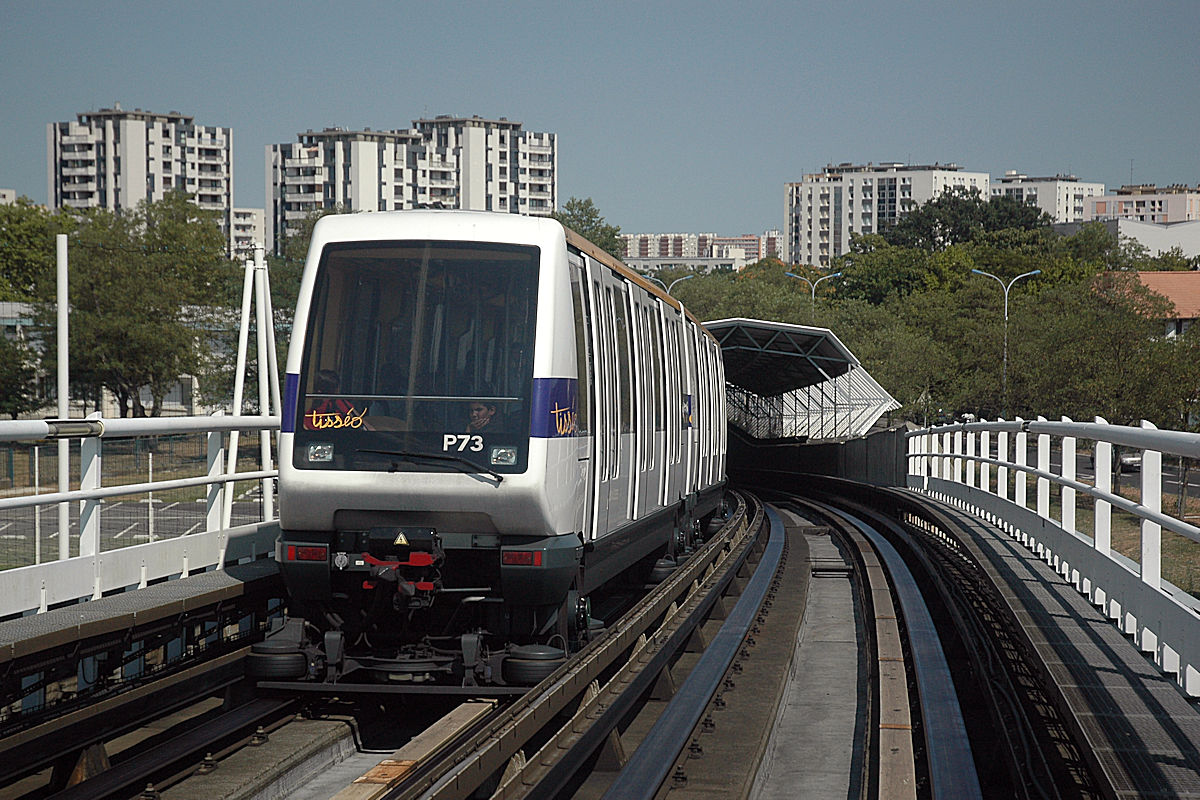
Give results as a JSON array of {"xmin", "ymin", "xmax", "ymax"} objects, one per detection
[{"xmin": 564, "ymin": 228, "xmax": 715, "ymax": 341}]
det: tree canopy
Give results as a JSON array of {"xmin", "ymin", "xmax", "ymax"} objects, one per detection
[
  {"xmin": 552, "ymin": 197, "xmax": 623, "ymax": 259},
  {"xmin": 33, "ymin": 191, "xmax": 237, "ymax": 417},
  {"xmin": 675, "ymin": 197, "xmax": 1198, "ymax": 430}
]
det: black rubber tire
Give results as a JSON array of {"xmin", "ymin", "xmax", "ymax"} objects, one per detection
[
  {"xmin": 502, "ymin": 645, "xmax": 567, "ymax": 685},
  {"xmin": 245, "ymin": 651, "xmax": 308, "ymax": 679}
]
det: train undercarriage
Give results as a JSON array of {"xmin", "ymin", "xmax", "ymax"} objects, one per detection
[{"xmin": 248, "ymin": 499, "xmax": 726, "ymax": 689}]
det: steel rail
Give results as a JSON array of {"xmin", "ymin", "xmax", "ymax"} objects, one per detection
[
  {"xmin": 49, "ymin": 695, "xmax": 296, "ymax": 800},
  {"xmin": 830, "ymin": 493, "xmax": 1067, "ymax": 800},
  {"xmin": 812, "ymin": 501, "xmax": 983, "ymax": 800},
  {"xmin": 381, "ymin": 493, "xmax": 751, "ymax": 800},
  {"xmin": 598, "ymin": 500, "xmax": 780, "ymax": 799}
]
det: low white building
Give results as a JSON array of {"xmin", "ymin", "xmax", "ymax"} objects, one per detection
[
  {"xmin": 0, "ymin": 188, "xmax": 15, "ymax": 205},
  {"xmin": 1086, "ymin": 185, "xmax": 1200, "ymax": 224},
  {"xmin": 991, "ymin": 171, "xmax": 1104, "ymax": 222},
  {"xmin": 1054, "ymin": 218, "xmax": 1200, "ymax": 260}
]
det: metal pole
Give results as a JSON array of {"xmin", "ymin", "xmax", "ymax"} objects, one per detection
[
  {"xmin": 148, "ymin": 451, "xmax": 154, "ymax": 542},
  {"xmin": 224, "ymin": 258, "xmax": 255, "ymax": 528},
  {"xmin": 667, "ymin": 275, "xmax": 694, "ymax": 294},
  {"xmin": 33, "ymin": 445, "xmax": 40, "ymax": 564},
  {"xmin": 971, "ymin": 269, "xmax": 1040, "ymax": 417},
  {"xmin": 253, "ymin": 249, "xmax": 275, "ymax": 520},
  {"xmin": 56, "ymin": 234, "xmax": 70, "ymax": 560}
]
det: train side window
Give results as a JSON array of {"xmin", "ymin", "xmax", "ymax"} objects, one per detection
[
  {"xmin": 569, "ymin": 261, "xmax": 591, "ymax": 434},
  {"xmin": 611, "ymin": 285, "xmax": 632, "ymax": 435},
  {"xmin": 651, "ymin": 305, "xmax": 664, "ymax": 432}
]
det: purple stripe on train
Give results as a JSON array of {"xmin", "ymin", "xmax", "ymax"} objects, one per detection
[
  {"xmin": 530, "ymin": 378, "xmax": 578, "ymax": 438},
  {"xmin": 282, "ymin": 373, "xmax": 300, "ymax": 433}
]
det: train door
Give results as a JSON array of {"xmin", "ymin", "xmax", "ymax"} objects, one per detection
[
  {"xmin": 627, "ymin": 287, "xmax": 645, "ymax": 521},
  {"xmin": 569, "ymin": 253, "xmax": 596, "ymax": 540},
  {"xmin": 607, "ymin": 279, "xmax": 634, "ymax": 527},
  {"xmin": 682, "ymin": 316, "xmax": 698, "ymax": 497},
  {"xmin": 584, "ymin": 255, "xmax": 611, "ymax": 538},
  {"xmin": 652, "ymin": 300, "xmax": 670, "ymax": 507}
]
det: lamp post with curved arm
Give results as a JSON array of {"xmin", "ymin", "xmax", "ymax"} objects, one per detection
[
  {"xmin": 971, "ymin": 268, "xmax": 1041, "ymax": 416},
  {"xmin": 642, "ymin": 275, "xmax": 667, "ymax": 291},
  {"xmin": 785, "ymin": 270, "xmax": 842, "ymax": 313},
  {"xmin": 667, "ymin": 275, "xmax": 695, "ymax": 294}
]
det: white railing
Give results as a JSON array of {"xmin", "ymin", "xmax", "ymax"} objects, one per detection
[
  {"xmin": 906, "ymin": 416, "xmax": 1200, "ymax": 695},
  {"xmin": 0, "ymin": 413, "xmax": 280, "ymax": 618}
]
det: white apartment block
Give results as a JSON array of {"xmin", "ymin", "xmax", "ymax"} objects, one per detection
[
  {"xmin": 47, "ymin": 104, "xmax": 234, "ymax": 247},
  {"xmin": 1085, "ymin": 185, "xmax": 1200, "ymax": 224},
  {"xmin": 0, "ymin": 188, "xmax": 15, "ymax": 205},
  {"xmin": 785, "ymin": 163, "xmax": 989, "ymax": 266},
  {"xmin": 231, "ymin": 208, "xmax": 265, "ymax": 256},
  {"xmin": 620, "ymin": 230, "xmax": 780, "ymax": 262},
  {"xmin": 266, "ymin": 115, "xmax": 556, "ymax": 252},
  {"xmin": 621, "ymin": 233, "xmax": 715, "ymax": 259},
  {"xmin": 991, "ymin": 171, "xmax": 1104, "ymax": 222}
]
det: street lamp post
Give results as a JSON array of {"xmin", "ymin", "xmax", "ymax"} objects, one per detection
[
  {"xmin": 667, "ymin": 275, "xmax": 694, "ymax": 294},
  {"xmin": 785, "ymin": 270, "xmax": 842, "ymax": 312},
  {"xmin": 641, "ymin": 274, "xmax": 694, "ymax": 295},
  {"xmin": 971, "ymin": 268, "xmax": 1041, "ymax": 416}
]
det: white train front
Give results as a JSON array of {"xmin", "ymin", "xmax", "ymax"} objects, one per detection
[{"xmin": 271, "ymin": 210, "xmax": 725, "ymax": 684}]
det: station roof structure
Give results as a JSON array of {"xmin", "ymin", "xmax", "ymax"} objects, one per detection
[{"xmin": 704, "ymin": 318, "xmax": 899, "ymax": 440}]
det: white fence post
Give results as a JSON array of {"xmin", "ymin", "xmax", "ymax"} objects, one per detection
[
  {"xmin": 1094, "ymin": 417, "xmax": 1112, "ymax": 557},
  {"xmin": 998, "ymin": 423, "xmax": 1009, "ymax": 502},
  {"xmin": 1015, "ymin": 419, "xmax": 1027, "ymax": 508},
  {"xmin": 1037, "ymin": 417, "xmax": 1050, "ymax": 520},
  {"xmin": 966, "ymin": 430, "xmax": 976, "ymax": 488},
  {"xmin": 79, "ymin": 412, "xmax": 103, "ymax": 557},
  {"xmin": 1141, "ymin": 420, "xmax": 1162, "ymax": 591},
  {"xmin": 980, "ymin": 429, "xmax": 990, "ymax": 494},
  {"xmin": 953, "ymin": 429, "xmax": 963, "ymax": 484},
  {"xmin": 207, "ymin": 411, "xmax": 226, "ymax": 533},
  {"xmin": 1061, "ymin": 416, "xmax": 1076, "ymax": 533}
]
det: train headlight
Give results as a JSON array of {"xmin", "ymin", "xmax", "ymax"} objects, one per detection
[
  {"xmin": 308, "ymin": 442, "xmax": 334, "ymax": 463},
  {"xmin": 490, "ymin": 446, "xmax": 517, "ymax": 466}
]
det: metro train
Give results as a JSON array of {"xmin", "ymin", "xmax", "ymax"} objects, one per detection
[{"xmin": 257, "ymin": 210, "xmax": 726, "ymax": 685}]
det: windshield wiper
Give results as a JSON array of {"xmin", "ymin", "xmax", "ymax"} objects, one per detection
[{"xmin": 356, "ymin": 449, "xmax": 504, "ymax": 483}]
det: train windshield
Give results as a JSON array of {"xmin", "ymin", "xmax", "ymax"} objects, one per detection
[{"xmin": 294, "ymin": 240, "xmax": 539, "ymax": 474}]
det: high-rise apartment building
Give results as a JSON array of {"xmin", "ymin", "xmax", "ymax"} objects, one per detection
[
  {"xmin": 784, "ymin": 163, "xmax": 989, "ymax": 265},
  {"xmin": 991, "ymin": 171, "xmax": 1104, "ymax": 222},
  {"xmin": 266, "ymin": 115, "xmax": 556, "ymax": 252},
  {"xmin": 47, "ymin": 104, "xmax": 234, "ymax": 245},
  {"xmin": 1086, "ymin": 185, "xmax": 1200, "ymax": 224}
]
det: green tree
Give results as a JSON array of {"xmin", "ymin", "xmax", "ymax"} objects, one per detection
[
  {"xmin": 0, "ymin": 336, "xmax": 40, "ymax": 419},
  {"xmin": 0, "ymin": 197, "xmax": 62, "ymax": 301},
  {"xmin": 1012, "ymin": 272, "xmax": 1175, "ymax": 425},
  {"xmin": 552, "ymin": 197, "xmax": 622, "ymax": 259},
  {"xmin": 35, "ymin": 192, "xmax": 234, "ymax": 417},
  {"xmin": 835, "ymin": 235, "xmax": 931, "ymax": 303},
  {"xmin": 881, "ymin": 186, "xmax": 1050, "ymax": 251}
]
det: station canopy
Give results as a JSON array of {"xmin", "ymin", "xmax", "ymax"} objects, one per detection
[{"xmin": 704, "ymin": 318, "xmax": 899, "ymax": 441}]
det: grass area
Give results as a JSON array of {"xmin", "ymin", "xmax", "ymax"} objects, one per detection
[{"xmin": 973, "ymin": 466, "xmax": 1200, "ymax": 597}]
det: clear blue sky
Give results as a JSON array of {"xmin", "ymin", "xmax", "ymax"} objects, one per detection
[{"xmin": 2, "ymin": 0, "xmax": 1197, "ymax": 235}]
